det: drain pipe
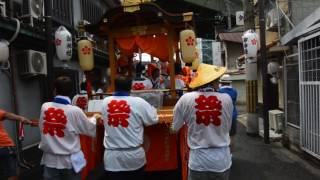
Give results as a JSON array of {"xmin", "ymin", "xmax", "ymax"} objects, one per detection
[{"xmin": 8, "ymin": 48, "xmax": 31, "ymax": 169}]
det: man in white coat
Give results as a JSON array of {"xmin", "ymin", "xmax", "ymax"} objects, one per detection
[
  {"xmin": 172, "ymin": 64, "xmax": 233, "ymax": 180},
  {"xmin": 101, "ymin": 76, "xmax": 159, "ymax": 180},
  {"xmin": 39, "ymin": 76, "xmax": 100, "ymax": 180}
]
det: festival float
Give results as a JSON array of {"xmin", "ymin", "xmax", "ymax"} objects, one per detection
[{"xmin": 79, "ymin": 1, "xmax": 198, "ymax": 179}]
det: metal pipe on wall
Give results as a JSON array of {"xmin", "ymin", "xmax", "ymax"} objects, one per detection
[{"xmin": 259, "ymin": 0, "xmax": 270, "ymax": 144}]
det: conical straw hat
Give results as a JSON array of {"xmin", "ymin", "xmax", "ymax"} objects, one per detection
[{"xmin": 189, "ymin": 63, "xmax": 226, "ymax": 89}]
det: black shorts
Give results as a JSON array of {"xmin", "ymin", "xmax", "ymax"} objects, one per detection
[
  {"xmin": 104, "ymin": 166, "xmax": 145, "ymax": 180},
  {"xmin": 0, "ymin": 147, "xmax": 17, "ymax": 179}
]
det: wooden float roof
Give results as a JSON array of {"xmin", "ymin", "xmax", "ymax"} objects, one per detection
[{"xmin": 85, "ymin": 1, "xmax": 194, "ymax": 36}]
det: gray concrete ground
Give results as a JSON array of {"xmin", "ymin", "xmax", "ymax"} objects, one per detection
[
  {"xmin": 19, "ymin": 105, "xmax": 320, "ymax": 180},
  {"xmin": 230, "ymin": 112, "xmax": 320, "ymax": 180}
]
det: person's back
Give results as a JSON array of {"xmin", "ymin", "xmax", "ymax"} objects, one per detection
[
  {"xmin": 39, "ymin": 76, "xmax": 98, "ymax": 180},
  {"xmin": 172, "ymin": 64, "xmax": 233, "ymax": 180},
  {"xmin": 39, "ymin": 99, "xmax": 96, "ymax": 155},
  {"xmin": 173, "ymin": 91, "xmax": 233, "ymax": 147},
  {"xmin": 219, "ymin": 76, "xmax": 238, "ymax": 137},
  {"xmin": 101, "ymin": 76, "xmax": 158, "ymax": 179},
  {"xmin": 101, "ymin": 96, "xmax": 158, "ymax": 168}
]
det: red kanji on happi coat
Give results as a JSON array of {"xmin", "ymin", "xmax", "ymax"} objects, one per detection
[
  {"xmin": 132, "ymin": 83, "xmax": 145, "ymax": 90},
  {"xmin": 107, "ymin": 100, "xmax": 131, "ymax": 128},
  {"xmin": 195, "ymin": 95, "xmax": 222, "ymax": 126},
  {"xmin": 76, "ymin": 97, "xmax": 88, "ymax": 110},
  {"xmin": 43, "ymin": 107, "xmax": 67, "ymax": 137}
]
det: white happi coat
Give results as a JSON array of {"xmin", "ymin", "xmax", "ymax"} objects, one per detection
[
  {"xmin": 39, "ymin": 96, "xmax": 96, "ymax": 169},
  {"xmin": 101, "ymin": 95, "xmax": 158, "ymax": 171},
  {"xmin": 72, "ymin": 90, "xmax": 88, "ymax": 111},
  {"xmin": 173, "ymin": 91, "xmax": 233, "ymax": 172}
]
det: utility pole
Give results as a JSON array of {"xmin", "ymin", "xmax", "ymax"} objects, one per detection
[
  {"xmin": 45, "ymin": 0, "xmax": 54, "ymax": 100},
  {"xmin": 243, "ymin": 0, "xmax": 259, "ymax": 135},
  {"xmin": 225, "ymin": 0, "xmax": 232, "ymax": 30},
  {"xmin": 259, "ymin": 0, "xmax": 270, "ymax": 144}
]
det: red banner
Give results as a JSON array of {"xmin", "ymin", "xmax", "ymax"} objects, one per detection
[{"xmin": 144, "ymin": 124, "xmax": 178, "ymax": 171}]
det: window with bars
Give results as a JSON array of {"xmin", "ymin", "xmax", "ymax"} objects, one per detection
[
  {"xmin": 298, "ymin": 32, "xmax": 320, "ymax": 159},
  {"xmin": 51, "ymin": 0, "xmax": 73, "ymax": 27},
  {"xmin": 80, "ymin": 0, "xmax": 104, "ymax": 24},
  {"xmin": 300, "ymin": 34, "xmax": 320, "ymax": 82}
]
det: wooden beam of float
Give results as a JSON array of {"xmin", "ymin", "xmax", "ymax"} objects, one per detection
[
  {"xmin": 99, "ymin": 24, "xmax": 168, "ymax": 38},
  {"xmin": 108, "ymin": 33, "xmax": 116, "ymax": 92},
  {"xmin": 167, "ymin": 28, "xmax": 176, "ymax": 98}
]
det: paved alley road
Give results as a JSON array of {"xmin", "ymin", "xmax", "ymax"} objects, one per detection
[
  {"xmin": 230, "ymin": 114, "xmax": 320, "ymax": 180},
  {"xmin": 20, "ymin": 114, "xmax": 320, "ymax": 180}
]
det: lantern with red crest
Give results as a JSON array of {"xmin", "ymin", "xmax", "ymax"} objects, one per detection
[
  {"xmin": 55, "ymin": 26, "xmax": 72, "ymax": 61},
  {"xmin": 180, "ymin": 29, "xmax": 197, "ymax": 63},
  {"xmin": 78, "ymin": 39, "xmax": 94, "ymax": 71},
  {"xmin": 242, "ymin": 30, "xmax": 259, "ymax": 59}
]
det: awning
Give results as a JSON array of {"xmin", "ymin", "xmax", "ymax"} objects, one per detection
[
  {"xmin": 218, "ymin": 32, "xmax": 243, "ymax": 43},
  {"xmin": 281, "ymin": 6, "xmax": 320, "ymax": 45}
]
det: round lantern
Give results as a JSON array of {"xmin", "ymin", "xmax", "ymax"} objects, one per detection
[
  {"xmin": 242, "ymin": 29, "xmax": 259, "ymax": 59},
  {"xmin": 55, "ymin": 26, "xmax": 72, "ymax": 61},
  {"xmin": 191, "ymin": 57, "xmax": 200, "ymax": 70},
  {"xmin": 78, "ymin": 39, "xmax": 94, "ymax": 71},
  {"xmin": 0, "ymin": 40, "xmax": 9, "ymax": 62},
  {"xmin": 180, "ymin": 29, "xmax": 196, "ymax": 63}
]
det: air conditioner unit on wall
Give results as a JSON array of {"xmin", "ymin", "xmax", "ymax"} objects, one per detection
[
  {"xmin": 269, "ymin": 110, "xmax": 284, "ymax": 133},
  {"xmin": 0, "ymin": 0, "xmax": 6, "ymax": 17},
  {"xmin": 18, "ymin": 50, "xmax": 47, "ymax": 77},
  {"xmin": 22, "ymin": 0, "xmax": 44, "ymax": 27},
  {"xmin": 266, "ymin": 8, "xmax": 278, "ymax": 29}
]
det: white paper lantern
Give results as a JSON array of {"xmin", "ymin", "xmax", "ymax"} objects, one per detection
[
  {"xmin": 242, "ymin": 30, "xmax": 259, "ymax": 59},
  {"xmin": 0, "ymin": 40, "xmax": 9, "ymax": 62},
  {"xmin": 55, "ymin": 26, "xmax": 72, "ymax": 61},
  {"xmin": 267, "ymin": 62, "xmax": 280, "ymax": 75},
  {"xmin": 78, "ymin": 39, "xmax": 94, "ymax": 71},
  {"xmin": 180, "ymin": 29, "xmax": 196, "ymax": 63}
]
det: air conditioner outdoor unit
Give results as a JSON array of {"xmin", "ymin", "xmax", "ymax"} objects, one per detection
[
  {"xmin": 0, "ymin": 0, "xmax": 6, "ymax": 17},
  {"xmin": 18, "ymin": 50, "xmax": 47, "ymax": 76},
  {"xmin": 22, "ymin": 0, "xmax": 44, "ymax": 27},
  {"xmin": 269, "ymin": 109, "xmax": 283, "ymax": 133},
  {"xmin": 266, "ymin": 8, "xmax": 278, "ymax": 29}
]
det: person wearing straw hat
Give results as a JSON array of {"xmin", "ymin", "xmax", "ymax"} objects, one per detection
[
  {"xmin": 172, "ymin": 64, "xmax": 233, "ymax": 180},
  {"xmin": 219, "ymin": 74, "xmax": 238, "ymax": 150}
]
